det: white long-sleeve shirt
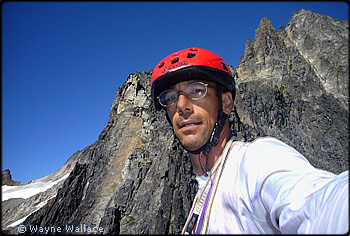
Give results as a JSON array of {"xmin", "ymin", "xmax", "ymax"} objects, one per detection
[{"xmin": 190, "ymin": 137, "xmax": 348, "ymax": 234}]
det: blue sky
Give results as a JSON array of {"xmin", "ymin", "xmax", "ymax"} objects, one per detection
[{"xmin": 2, "ymin": 1, "xmax": 349, "ymax": 184}]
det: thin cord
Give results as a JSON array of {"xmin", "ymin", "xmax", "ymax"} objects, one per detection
[{"xmin": 199, "ymin": 151, "xmax": 208, "ymax": 177}]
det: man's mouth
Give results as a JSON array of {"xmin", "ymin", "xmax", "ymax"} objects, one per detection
[{"xmin": 179, "ymin": 121, "xmax": 202, "ymax": 129}]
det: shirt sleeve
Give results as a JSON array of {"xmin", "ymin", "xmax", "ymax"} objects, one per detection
[{"xmin": 239, "ymin": 137, "xmax": 349, "ymax": 234}]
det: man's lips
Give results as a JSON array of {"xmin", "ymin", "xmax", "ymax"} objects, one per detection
[{"xmin": 178, "ymin": 121, "xmax": 202, "ymax": 130}]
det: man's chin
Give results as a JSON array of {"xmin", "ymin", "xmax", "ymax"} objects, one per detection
[{"xmin": 178, "ymin": 136, "xmax": 207, "ymax": 152}]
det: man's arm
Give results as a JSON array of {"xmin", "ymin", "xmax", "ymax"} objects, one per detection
[
  {"xmin": 261, "ymin": 169, "xmax": 348, "ymax": 233},
  {"xmin": 240, "ymin": 137, "xmax": 348, "ymax": 234}
]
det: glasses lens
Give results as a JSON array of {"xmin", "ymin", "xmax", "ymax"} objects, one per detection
[
  {"xmin": 159, "ymin": 90, "xmax": 178, "ymax": 107},
  {"xmin": 158, "ymin": 82, "xmax": 208, "ymax": 107},
  {"xmin": 185, "ymin": 82, "xmax": 207, "ymax": 99}
]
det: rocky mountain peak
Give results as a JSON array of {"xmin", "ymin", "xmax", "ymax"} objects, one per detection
[
  {"xmin": 238, "ymin": 14, "xmax": 286, "ymax": 82},
  {"xmin": 255, "ymin": 17, "xmax": 278, "ymax": 41},
  {"xmin": 2, "ymin": 169, "xmax": 21, "ymax": 186}
]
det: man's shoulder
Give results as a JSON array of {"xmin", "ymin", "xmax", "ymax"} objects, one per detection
[
  {"xmin": 234, "ymin": 136, "xmax": 310, "ymax": 172},
  {"xmin": 226, "ymin": 136, "xmax": 288, "ymax": 152},
  {"xmin": 246, "ymin": 136, "xmax": 294, "ymax": 154},
  {"xmin": 250, "ymin": 136, "xmax": 285, "ymax": 146}
]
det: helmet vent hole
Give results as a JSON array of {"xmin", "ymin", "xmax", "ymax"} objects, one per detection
[
  {"xmin": 187, "ymin": 53, "xmax": 196, "ymax": 58},
  {"xmin": 159, "ymin": 62, "xmax": 164, "ymax": 68},
  {"xmin": 221, "ymin": 62, "xmax": 228, "ymax": 71},
  {"xmin": 172, "ymin": 58, "xmax": 179, "ymax": 64}
]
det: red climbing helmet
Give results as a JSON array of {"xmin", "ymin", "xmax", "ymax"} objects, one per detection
[{"xmin": 151, "ymin": 47, "xmax": 235, "ymax": 110}]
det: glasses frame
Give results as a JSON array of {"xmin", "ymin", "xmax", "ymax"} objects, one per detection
[{"xmin": 157, "ymin": 81, "xmax": 211, "ymax": 107}]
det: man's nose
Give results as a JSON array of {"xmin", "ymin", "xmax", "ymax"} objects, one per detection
[{"xmin": 176, "ymin": 92, "xmax": 193, "ymax": 113}]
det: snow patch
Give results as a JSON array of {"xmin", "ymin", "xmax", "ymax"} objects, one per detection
[{"xmin": 2, "ymin": 173, "xmax": 69, "ymax": 201}]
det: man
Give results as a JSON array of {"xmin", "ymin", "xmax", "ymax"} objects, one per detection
[{"xmin": 150, "ymin": 47, "xmax": 348, "ymax": 234}]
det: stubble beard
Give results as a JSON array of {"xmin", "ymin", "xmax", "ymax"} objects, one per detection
[{"xmin": 175, "ymin": 127, "xmax": 211, "ymax": 152}]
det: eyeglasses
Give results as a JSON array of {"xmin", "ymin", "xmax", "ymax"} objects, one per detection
[{"xmin": 157, "ymin": 81, "xmax": 210, "ymax": 107}]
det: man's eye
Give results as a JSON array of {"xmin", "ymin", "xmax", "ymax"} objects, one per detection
[
  {"xmin": 166, "ymin": 93, "xmax": 177, "ymax": 102},
  {"xmin": 190, "ymin": 88, "xmax": 205, "ymax": 95}
]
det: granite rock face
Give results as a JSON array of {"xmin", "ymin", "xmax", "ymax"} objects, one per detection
[{"xmin": 2, "ymin": 9, "xmax": 348, "ymax": 234}]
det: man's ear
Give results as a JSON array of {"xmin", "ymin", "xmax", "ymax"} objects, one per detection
[{"xmin": 222, "ymin": 91, "xmax": 233, "ymax": 115}]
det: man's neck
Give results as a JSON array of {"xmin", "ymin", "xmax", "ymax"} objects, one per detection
[{"xmin": 189, "ymin": 120, "xmax": 232, "ymax": 176}]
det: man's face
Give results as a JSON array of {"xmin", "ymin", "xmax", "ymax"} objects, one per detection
[{"xmin": 166, "ymin": 80, "xmax": 220, "ymax": 152}]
